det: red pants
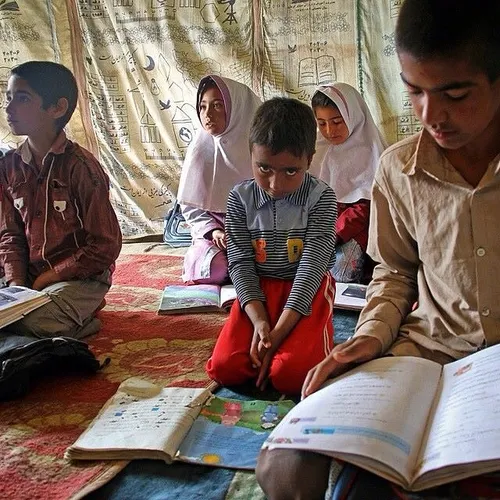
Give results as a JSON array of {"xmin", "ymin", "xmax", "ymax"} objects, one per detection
[{"xmin": 206, "ymin": 274, "xmax": 335, "ymax": 395}]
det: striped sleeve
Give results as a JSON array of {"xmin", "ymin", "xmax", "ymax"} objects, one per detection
[
  {"xmin": 285, "ymin": 187, "xmax": 337, "ymax": 315},
  {"xmin": 226, "ymin": 189, "xmax": 266, "ymax": 307}
]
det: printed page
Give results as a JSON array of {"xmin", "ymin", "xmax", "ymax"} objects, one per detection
[
  {"xmin": 416, "ymin": 343, "xmax": 500, "ymax": 481},
  {"xmin": 177, "ymin": 396, "xmax": 295, "ymax": 470},
  {"xmin": 67, "ymin": 384, "xmax": 210, "ymax": 461},
  {"xmin": 0, "ymin": 286, "xmax": 51, "ymax": 329},
  {"xmin": 265, "ymin": 356, "xmax": 442, "ymax": 484}
]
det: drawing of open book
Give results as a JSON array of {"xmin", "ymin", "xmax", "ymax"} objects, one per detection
[{"xmin": 298, "ymin": 55, "xmax": 336, "ymax": 87}]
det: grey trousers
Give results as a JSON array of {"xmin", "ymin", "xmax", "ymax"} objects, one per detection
[{"xmin": 2, "ymin": 278, "xmax": 109, "ymax": 339}]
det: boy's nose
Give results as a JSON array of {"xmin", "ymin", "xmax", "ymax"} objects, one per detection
[
  {"xmin": 421, "ymin": 95, "xmax": 447, "ymax": 127},
  {"xmin": 269, "ymin": 176, "xmax": 283, "ymax": 192}
]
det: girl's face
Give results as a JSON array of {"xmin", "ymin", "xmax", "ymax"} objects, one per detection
[
  {"xmin": 199, "ymin": 85, "xmax": 226, "ymax": 135},
  {"xmin": 314, "ymin": 105, "xmax": 349, "ymax": 145}
]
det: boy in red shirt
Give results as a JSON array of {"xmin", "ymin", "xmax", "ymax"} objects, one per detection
[{"xmin": 1, "ymin": 61, "xmax": 122, "ymax": 339}]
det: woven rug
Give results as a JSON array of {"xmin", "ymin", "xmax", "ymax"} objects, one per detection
[{"xmin": 0, "ymin": 253, "xmax": 228, "ymax": 500}]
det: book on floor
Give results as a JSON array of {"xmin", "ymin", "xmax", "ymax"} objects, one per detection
[
  {"xmin": 65, "ymin": 377, "xmax": 295, "ymax": 470},
  {"xmin": 0, "ymin": 286, "xmax": 51, "ymax": 330},
  {"xmin": 263, "ymin": 342, "xmax": 500, "ymax": 491},
  {"xmin": 334, "ymin": 283, "xmax": 367, "ymax": 311},
  {"xmin": 157, "ymin": 284, "xmax": 237, "ymax": 314}
]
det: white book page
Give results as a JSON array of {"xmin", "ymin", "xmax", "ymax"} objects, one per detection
[
  {"xmin": 334, "ymin": 283, "xmax": 367, "ymax": 311},
  {"xmin": 265, "ymin": 356, "xmax": 442, "ymax": 483},
  {"xmin": 71, "ymin": 386, "xmax": 210, "ymax": 460},
  {"xmin": 417, "ymin": 343, "xmax": 500, "ymax": 477},
  {"xmin": 219, "ymin": 285, "xmax": 237, "ymax": 309}
]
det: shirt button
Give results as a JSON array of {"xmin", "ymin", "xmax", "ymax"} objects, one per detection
[
  {"xmin": 481, "ymin": 307, "xmax": 490, "ymax": 317},
  {"xmin": 476, "ymin": 247, "xmax": 486, "ymax": 257}
]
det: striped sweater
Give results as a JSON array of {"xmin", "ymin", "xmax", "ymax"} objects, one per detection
[{"xmin": 226, "ymin": 173, "xmax": 337, "ymax": 316}]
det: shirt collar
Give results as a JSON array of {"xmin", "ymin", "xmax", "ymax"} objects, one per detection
[
  {"xmin": 402, "ymin": 130, "xmax": 445, "ymax": 176},
  {"xmin": 254, "ymin": 172, "xmax": 313, "ymax": 209},
  {"xmin": 403, "ymin": 129, "xmax": 500, "ymax": 180},
  {"xmin": 16, "ymin": 130, "xmax": 69, "ymax": 166}
]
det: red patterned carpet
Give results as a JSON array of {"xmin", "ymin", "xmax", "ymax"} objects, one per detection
[{"xmin": 0, "ymin": 253, "xmax": 226, "ymax": 500}]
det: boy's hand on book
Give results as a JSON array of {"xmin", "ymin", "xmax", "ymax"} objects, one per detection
[
  {"xmin": 32, "ymin": 269, "xmax": 61, "ymax": 291},
  {"xmin": 211, "ymin": 229, "xmax": 226, "ymax": 249},
  {"xmin": 301, "ymin": 336, "xmax": 383, "ymax": 399}
]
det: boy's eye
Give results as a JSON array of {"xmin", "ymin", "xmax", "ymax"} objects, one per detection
[
  {"xmin": 258, "ymin": 165, "xmax": 271, "ymax": 173},
  {"xmin": 445, "ymin": 90, "xmax": 469, "ymax": 101},
  {"xmin": 285, "ymin": 169, "xmax": 298, "ymax": 176}
]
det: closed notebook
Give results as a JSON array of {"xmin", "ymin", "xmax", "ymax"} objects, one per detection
[
  {"xmin": 157, "ymin": 284, "xmax": 237, "ymax": 315},
  {"xmin": 334, "ymin": 283, "xmax": 367, "ymax": 311}
]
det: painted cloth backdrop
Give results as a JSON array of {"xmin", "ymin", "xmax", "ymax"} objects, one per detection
[{"xmin": 0, "ymin": 0, "xmax": 420, "ymax": 238}]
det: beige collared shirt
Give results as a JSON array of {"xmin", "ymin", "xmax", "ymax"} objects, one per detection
[{"xmin": 355, "ymin": 131, "xmax": 500, "ymax": 360}]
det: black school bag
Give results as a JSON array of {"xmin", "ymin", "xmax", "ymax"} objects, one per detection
[{"xmin": 0, "ymin": 335, "xmax": 104, "ymax": 400}]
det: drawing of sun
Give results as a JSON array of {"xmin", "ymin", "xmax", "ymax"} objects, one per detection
[{"xmin": 201, "ymin": 453, "xmax": 221, "ymax": 465}]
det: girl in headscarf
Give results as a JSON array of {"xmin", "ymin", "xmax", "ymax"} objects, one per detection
[
  {"xmin": 310, "ymin": 83, "xmax": 387, "ymax": 283},
  {"xmin": 177, "ymin": 75, "xmax": 262, "ymax": 284}
]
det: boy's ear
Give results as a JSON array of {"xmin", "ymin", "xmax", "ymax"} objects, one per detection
[{"xmin": 50, "ymin": 97, "xmax": 69, "ymax": 120}]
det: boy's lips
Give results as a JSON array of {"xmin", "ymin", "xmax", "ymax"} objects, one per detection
[{"xmin": 431, "ymin": 129, "xmax": 457, "ymax": 140}]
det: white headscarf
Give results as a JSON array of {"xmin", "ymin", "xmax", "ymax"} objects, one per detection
[
  {"xmin": 310, "ymin": 83, "xmax": 387, "ymax": 203},
  {"xmin": 177, "ymin": 75, "xmax": 262, "ymax": 213}
]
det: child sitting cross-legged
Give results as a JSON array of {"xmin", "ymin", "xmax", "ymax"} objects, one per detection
[
  {"xmin": 205, "ymin": 98, "xmax": 338, "ymax": 395},
  {"xmin": 0, "ymin": 61, "xmax": 122, "ymax": 339}
]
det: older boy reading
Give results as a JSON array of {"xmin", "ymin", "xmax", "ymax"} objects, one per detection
[{"xmin": 257, "ymin": 0, "xmax": 500, "ymax": 497}]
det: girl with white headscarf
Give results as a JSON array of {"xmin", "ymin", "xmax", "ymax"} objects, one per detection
[
  {"xmin": 177, "ymin": 75, "xmax": 262, "ymax": 284},
  {"xmin": 310, "ymin": 83, "xmax": 387, "ymax": 283}
]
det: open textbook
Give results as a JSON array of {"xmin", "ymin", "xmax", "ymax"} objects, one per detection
[
  {"xmin": 66, "ymin": 377, "xmax": 294, "ymax": 470},
  {"xmin": 334, "ymin": 283, "xmax": 367, "ymax": 311},
  {"xmin": 264, "ymin": 342, "xmax": 500, "ymax": 491},
  {"xmin": 157, "ymin": 284, "xmax": 237, "ymax": 314},
  {"xmin": 0, "ymin": 286, "xmax": 51, "ymax": 330}
]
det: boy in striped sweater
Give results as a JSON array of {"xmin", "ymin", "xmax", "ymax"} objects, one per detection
[{"xmin": 206, "ymin": 98, "xmax": 337, "ymax": 395}]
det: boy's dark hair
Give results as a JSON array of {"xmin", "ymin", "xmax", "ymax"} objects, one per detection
[
  {"xmin": 250, "ymin": 97, "xmax": 316, "ymax": 159},
  {"xmin": 11, "ymin": 61, "xmax": 78, "ymax": 131},
  {"xmin": 311, "ymin": 91, "xmax": 337, "ymax": 111},
  {"xmin": 396, "ymin": 0, "xmax": 500, "ymax": 82}
]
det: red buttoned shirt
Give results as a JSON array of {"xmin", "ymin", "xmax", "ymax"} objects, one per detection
[{"xmin": 0, "ymin": 132, "xmax": 122, "ymax": 285}]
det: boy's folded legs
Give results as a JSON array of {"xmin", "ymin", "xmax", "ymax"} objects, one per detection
[{"xmin": 4, "ymin": 278, "xmax": 109, "ymax": 340}]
